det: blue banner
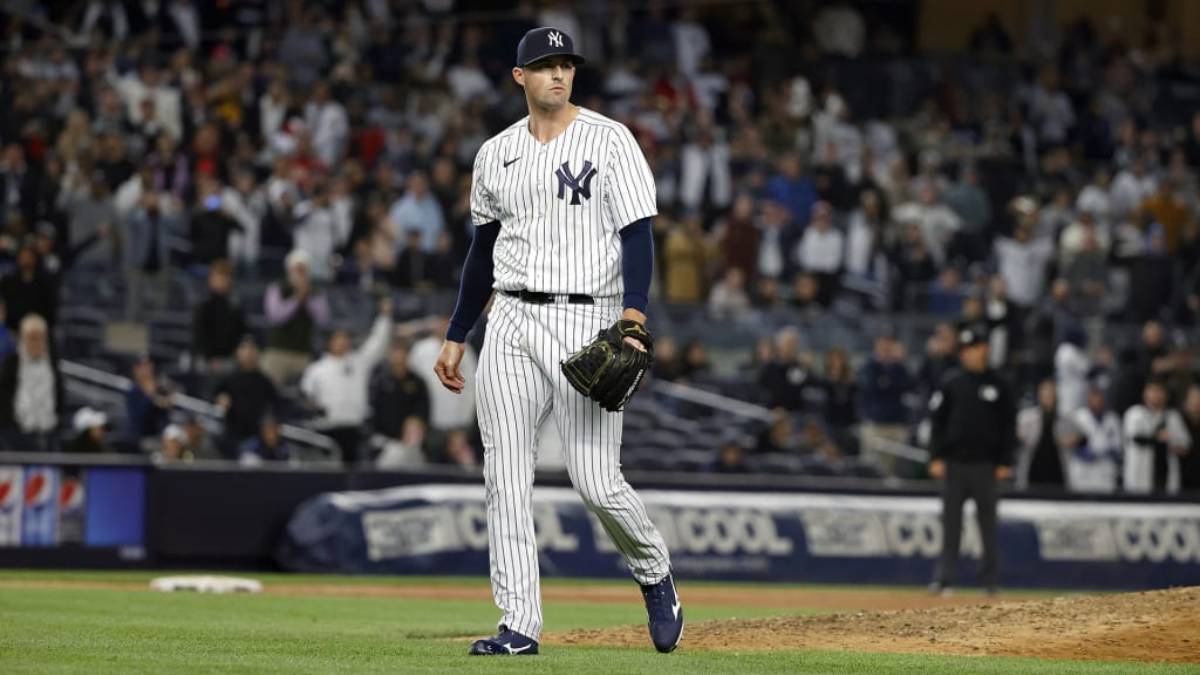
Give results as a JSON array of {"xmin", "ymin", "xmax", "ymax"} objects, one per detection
[{"xmin": 277, "ymin": 486, "xmax": 1200, "ymax": 589}]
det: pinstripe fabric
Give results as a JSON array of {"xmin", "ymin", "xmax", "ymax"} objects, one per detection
[
  {"xmin": 470, "ymin": 107, "xmax": 670, "ymax": 640},
  {"xmin": 477, "ymin": 293, "xmax": 671, "ymax": 640}
]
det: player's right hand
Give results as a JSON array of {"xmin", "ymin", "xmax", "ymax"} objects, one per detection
[{"xmin": 434, "ymin": 340, "xmax": 467, "ymax": 394}]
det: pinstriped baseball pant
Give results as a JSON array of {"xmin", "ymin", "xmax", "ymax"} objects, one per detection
[{"xmin": 476, "ymin": 292, "xmax": 672, "ymax": 640}]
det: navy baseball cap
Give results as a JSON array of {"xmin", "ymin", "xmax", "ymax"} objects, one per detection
[{"xmin": 516, "ymin": 27, "xmax": 585, "ymax": 67}]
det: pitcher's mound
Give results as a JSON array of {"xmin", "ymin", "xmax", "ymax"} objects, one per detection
[{"xmin": 553, "ymin": 587, "xmax": 1200, "ymax": 663}]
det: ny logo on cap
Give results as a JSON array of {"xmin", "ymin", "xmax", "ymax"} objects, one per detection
[
  {"xmin": 555, "ymin": 160, "xmax": 597, "ymax": 205},
  {"xmin": 548, "ymin": 31, "xmax": 563, "ymax": 47}
]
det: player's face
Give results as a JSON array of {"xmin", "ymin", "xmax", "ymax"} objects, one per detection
[{"xmin": 515, "ymin": 56, "xmax": 575, "ymax": 111}]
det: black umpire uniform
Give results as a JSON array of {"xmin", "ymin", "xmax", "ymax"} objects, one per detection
[{"xmin": 928, "ymin": 325, "xmax": 1016, "ymax": 592}]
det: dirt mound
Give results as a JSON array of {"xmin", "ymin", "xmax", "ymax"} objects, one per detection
[{"xmin": 552, "ymin": 587, "xmax": 1200, "ymax": 663}]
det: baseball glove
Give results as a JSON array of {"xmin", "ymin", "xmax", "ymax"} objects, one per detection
[{"xmin": 561, "ymin": 319, "xmax": 653, "ymax": 412}]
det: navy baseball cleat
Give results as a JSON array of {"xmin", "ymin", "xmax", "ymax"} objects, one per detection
[
  {"xmin": 640, "ymin": 574, "xmax": 684, "ymax": 653},
  {"xmin": 468, "ymin": 626, "xmax": 539, "ymax": 656}
]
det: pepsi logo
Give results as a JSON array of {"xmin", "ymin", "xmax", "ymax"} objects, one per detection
[
  {"xmin": 24, "ymin": 473, "xmax": 46, "ymax": 506},
  {"xmin": 59, "ymin": 479, "xmax": 83, "ymax": 510}
]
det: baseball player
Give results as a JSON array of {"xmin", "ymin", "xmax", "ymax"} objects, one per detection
[{"xmin": 433, "ymin": 27, "xmax": 683, "ymax": 656}]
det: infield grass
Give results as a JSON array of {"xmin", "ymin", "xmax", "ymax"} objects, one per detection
[{"xmin": 0, "ymin": 571, "xmax": 1191, "ymax": 674}]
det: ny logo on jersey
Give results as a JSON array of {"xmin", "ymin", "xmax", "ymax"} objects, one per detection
[
  {"xmin": 555, "ymin": 160, "xmax": 597, "ymax": 205},
  {"xmin": 548, "ymin": 31, "xmax": 563, "ymax": 47}
]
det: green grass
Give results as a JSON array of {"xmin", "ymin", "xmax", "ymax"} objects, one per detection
[{"xmin": 0, "ymin": 571, "xmax": 1192, "ymax": 674}]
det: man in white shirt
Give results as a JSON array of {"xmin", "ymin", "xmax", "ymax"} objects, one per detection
[
  {"xmin": 994, "ymin": 222, "xmax": 1054, "ymax": 309},
  {"xmin": 109, "ymin": 61, "xmax": 182, "ymax": 141},
  {"xmin": 796, "ymin": 201, "xmax": 843, "ymax": 305},
  {"xmin": 1123, "ymin": 379, "xmax": 1191, "ymax": 494},
  {"xmin": 1110, "ymin": 157, "xmax": 1157, "ymax": 220},
  {"xmin": 300, "ymin": 297, "xmax": 393, "ymax": 464},
  {"xmin": 304, "ymin": 82, "xmax": 349, "ymax": 168}
]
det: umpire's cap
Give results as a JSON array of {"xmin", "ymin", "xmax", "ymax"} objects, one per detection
[{"xmin": 516, "ymin": 27, "xmax": 585, "ymax": 67}]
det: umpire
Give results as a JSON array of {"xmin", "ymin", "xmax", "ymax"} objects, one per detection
[{"xmin": 927, "ymin": 324, "xmax": 1016, "ymax": 595}]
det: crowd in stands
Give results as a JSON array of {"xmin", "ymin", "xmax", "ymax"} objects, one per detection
[{"xmin": 0, "ymin": 2, "xmax": 1198, "ymax": 493}]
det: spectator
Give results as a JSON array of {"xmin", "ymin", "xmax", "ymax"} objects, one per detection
[
  {"xmin": 1110, "ymin": 155, "xmax": 1156, "ymax": 221},
  {"xmin": 223, "ymin": 166, "xmax": 266, "ymax": 271},
  {"xmin": 679, "ymin": 121, "xmax": 732, "ymax": 214},
  {"xmin": 66, "ymin": 407, "xmax": 112, "ymax": 454},
  {"xmin": 439, "ymin": 429, "xmax": 478, "ymax": 469},
  {"xmin": 408, "ymin": 316, "xmax": 477, "ymax": 438},
  {"xmin": 292, "ymin": 183, "xmax": 352, "ymax": 281},
  {"xmin": 181, "ymin": 415, "xmax": 220, "ymax": 460},
  {"xmin": 125, "ymin": 356, "xmax": 173, "ymax": 448},
  {"xmin": 188, "ymin": 176, "xmax": 242, "ymax": 269},
  {"xmin": 765, "ymin": 153, "xmax": 817, "ymax": 229},
  {"xmin": 0, "ymin": 244, "xmax": 56, "ymax": 333},
  {"xmin": 843, "ymin": 189, "xmax": 887, "ymax": 293},
  {"xmin": 391, "ymin": 229, "xmax": 438, "ymax": 289},
  {"xmin": 1015, "ymin": 379, "xmax": 1079, "ymax": 491},
  {"xmin": 822, "ymin": 347, "xmax": 859, "ymax": 452},
  {"xmin": 262, "ymin": 250, "xmax": 330, "ymax": 387},
  {"xmin": 795, "ymin": 201, "xmax": 843, "ymax": 306},
  {"xmin": 756, "ymin": 408, "xmax": 801, "ymax": 454},
  {"xmin": 1070, "ymin": 383, "xmax": 1123, "ymax": 493},
  {"xmin": 1126, "ymin": 215, "xmax": 1173, "ymax": 323},
  {"xmin": 192, "ymin": 260, "xmax": 247, "ymax": 372},
  {"xmin": 0, "ymin": 301, "xmax": 14, "ymax": 361},
  {"xmin": 370, "ymin": 342, "xmax": 431, "ymax": 440},
  {"xmin": 305, "ymin": 82, "xmax": 349, "ymax": 168},
  {"xmin": 299, "ymin": 297, "xmax": 393, "ymax": 464},
  {"xmin": 680, "ymin": 340, "xmax": 711, "ymax": 382},
  {"xmin": 708, "ymin": 267, "xmax": 752, "ymax": 320},
  {"xmin": 662, "ymin": 213, "xmax": 710, "ymax": 305},
  {"xmin": 651, "ymin": 336, "xmax": 684, "ymax": 383},
  {"xmin": 123, "ymin": 188, "xmax": 181, "ymax": 319},
  {"xmin": 0, "ymin": 315, "xmax": 61, "ymax": 451},
  {"xmin": 943, "ymin": 164, "xmax": 991, "ymax": 263},
  {"xmin": 711, "ymin": 440, "xmax": 750, "ymax": 474},
  {"xmin": 890, "ymin": 221, "xmax": 937, "ymax": 310},
  {"xmin": 59, "ymin": 170, "xmax": 120, "ymax": 270},
  {"xmin": 215, "ymin": 337, "xmax": 277, "ymax": 458},
  {"xmin": 238, "ymin": 417, "xmax": 297, "ymax": 466},
  {"xmin": 758, "ymin": 327, "xmax": 822, "ymax": 412},
  {"xmin": 1054, "ymin": 326, "xmax": 1091, "ymax": 415},
  {"xmin": 917, "ymin": 323, "xmax": 957, "ymax": 398},
  {"xmin": 1060, "ymin": 221, "xmax": 1108, "ymax": 318},
  {"xmin": 1076, "ymin": 167, "xmax": 1112, "ymax": 223},
  {"xmin": 755, "ymin": 200, "xmax": 796, "ymax": 282},
  {"xmin": 893, "ymin": 183, "xmax": 961, "ymax": 266},
  {"xmin": 1181, "ymin": 385, "xmax": 1200, "ymax": 492},
  {"xmin": 375, "ymin": 416, "xmax": 428, "ymax": 468},
  {"xmin": 1122, "ymin": 379, "xmax": 1191, "ymax": 494},
  {"xmin": 387, "ymin": 172, "xmax": 444, "ymax": 254},
  {"xmin": 716, "ymin": 194, "xmax": 760, "ymax": 280},
  {"xmin": 154, "ymin": 424, "xmax": 192, "ymax": 464},
  {"xmin": 858, "ymin": 334, "xmax": 914, "ymax": 470},
  {"xmin": 812, "ymin": 1, "xmax": 866, "ymax": 57},
  {"xmin": 994, "ymin": 219, "xmax": 1054, "ymax": 312}
]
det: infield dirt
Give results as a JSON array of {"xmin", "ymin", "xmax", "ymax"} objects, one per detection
[{"xmin": 554, "ymin": 586, "xmax": 1200, "ymax": 663}]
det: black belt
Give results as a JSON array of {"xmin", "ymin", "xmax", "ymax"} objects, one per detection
[{"xmin": 502, "ymin": 289, "xmax": 594, "ymax": 305}]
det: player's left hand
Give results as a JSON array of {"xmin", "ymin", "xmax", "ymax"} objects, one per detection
[{"xmin": 995, "ymin": 465, "xmax": 1013, "ymax": 481}]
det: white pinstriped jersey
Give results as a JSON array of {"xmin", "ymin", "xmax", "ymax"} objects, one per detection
[{"xmin": 470, "ymin": 107, "xmax": 657, "ymax": 297}]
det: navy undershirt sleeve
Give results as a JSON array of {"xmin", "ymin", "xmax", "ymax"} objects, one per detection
[
  {"xmin": 446, "ymin": 220, "xmax": 500, "ymax": 343},
  {"xmin": 619, "ymin": 217, "xmax": 653, "ymax": 313}
]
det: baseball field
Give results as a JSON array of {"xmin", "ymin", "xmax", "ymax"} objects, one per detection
[{"xmin": 1, "ymin": 570, "xmax": 1196, "ymax": 673}]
